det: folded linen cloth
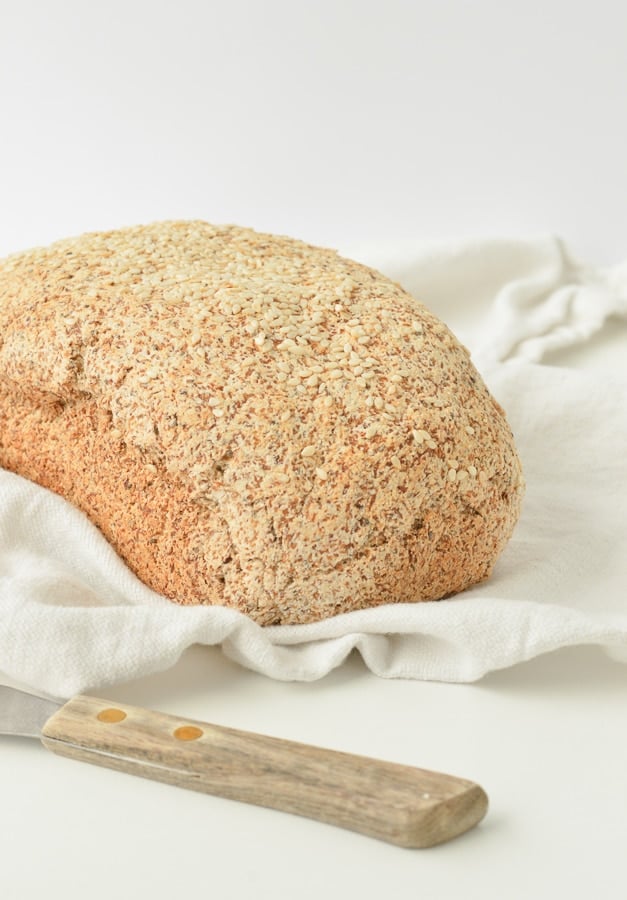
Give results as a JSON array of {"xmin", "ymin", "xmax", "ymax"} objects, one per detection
[{"xmin": 1, "ymin": 234, "xmax": 626, "ymax": 697}]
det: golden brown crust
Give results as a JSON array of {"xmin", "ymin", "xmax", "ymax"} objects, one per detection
[{"xmin": 0, "ymin": 221, "xmax": 524, "ymax": 625}]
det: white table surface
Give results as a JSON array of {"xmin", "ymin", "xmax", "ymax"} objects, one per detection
[
  {"xmin": 2, "ymin": 642, "xmax": 627, "ymax": 900},
  {"xmin": 1, "ymin": 3, "xmax": 626, "ymax": 898}
]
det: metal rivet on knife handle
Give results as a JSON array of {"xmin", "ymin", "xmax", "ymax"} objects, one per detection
[
  {"xmin": 173, "ymin": 726, "xmax": 204, "ymax": 741},
  {"xmin": 96, "ymin": 708, "xmax": 127, "ymax": 723}
]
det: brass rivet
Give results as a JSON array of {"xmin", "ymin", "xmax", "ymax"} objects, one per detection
[
  {"xmin": 173, "ymin": 725, "xmax": 203, "ymax": 741},
  {"xmin": 97, "ymin": 708, "xmax": 127, "ymax": 723}
]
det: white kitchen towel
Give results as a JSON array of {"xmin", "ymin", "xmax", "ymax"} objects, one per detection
[{"xmin": 1, "ymin": 235, "xmax": 626, "ymax": 698}]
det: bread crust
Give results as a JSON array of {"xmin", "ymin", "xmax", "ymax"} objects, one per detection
[{"xmin": 0, "ymin": 222, "xmax": 524, "ymax": 624}]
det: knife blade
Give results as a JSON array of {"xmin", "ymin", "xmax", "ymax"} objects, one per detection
[{"xmin": 0, "ymin": 685, "xmax": 487, "ymax": 848}]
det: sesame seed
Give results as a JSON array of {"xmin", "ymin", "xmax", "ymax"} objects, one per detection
[
  {"xmin": 391, "ymin": 456, "xmax": 402, "ymax": 469},
  {"xmin": 447, "ymin": 468, "xmax": 457, "ymax": 482},
  {"xmin": 301, "ymin": 445, "xmax": 316, "ymax": 457},
  {"xmin": 208, "ymin": 397, "xmax": 222, "ymax": 407},
  {"xmin": 315, "ymin": 467, "xmax": 328, "ymax": 480},
  {"xmin": 365, "ymin": 424, "xmax": 378, "ymax": 438},
  {"xmin": 468, "ymin": 465, "xmax": 477, "ymax": 478},
  {"xmin": 212, "ymin": 407, "xmax": 225, "ymax": 417},
  {"xmin": 456, "ymin": 469, "xmax": 469, "ymax": 481},
  {"xmin": 465, "ymin": 425, "xmax": 475, "ymax": 435}
]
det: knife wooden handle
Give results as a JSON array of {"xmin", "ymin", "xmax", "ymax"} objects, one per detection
[{"xmin": 40, "ymin": 694, "xmax": 487, "ymax": 848}]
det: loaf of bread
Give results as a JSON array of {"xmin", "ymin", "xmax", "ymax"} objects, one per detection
[{"xmin": 0, "ymin": 221, "xmax": 523, "ymax": 625}]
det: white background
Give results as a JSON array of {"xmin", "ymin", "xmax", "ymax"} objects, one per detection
[
  {"xmin": 2, "ymin": 0, "xmax": 627, "ymax": 263},
  {"xmin": 1, "ymin": 2, "xmax": 626, "ymax": 899}
]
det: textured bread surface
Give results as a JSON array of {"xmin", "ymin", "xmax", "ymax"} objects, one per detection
[{"xmin": 0, "ymin": 221, "xmax": 524, "ymax": 625}]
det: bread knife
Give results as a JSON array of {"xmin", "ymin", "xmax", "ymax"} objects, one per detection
[{"xmin": 0, "ymin": 684, "xmax": 487, "ymax": 847}]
